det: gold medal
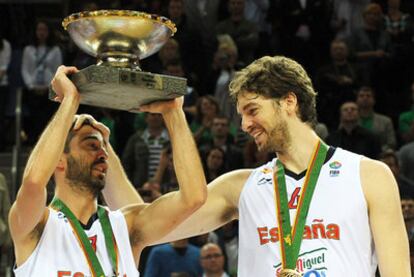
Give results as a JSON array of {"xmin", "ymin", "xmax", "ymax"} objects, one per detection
[{"xmin": 279, "ymin": 268, "xmax": 302, "ymax": 277}]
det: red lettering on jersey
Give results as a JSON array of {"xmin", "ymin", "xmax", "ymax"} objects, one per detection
[
  {"xmin": 258, "ymin": 222, "xmax": 341, "ymax": 245},
  {"xmin": 89, "ymin": 235, "xmax": 97, "ymax": 252},
  {"xmin": 257, "ymin": 227, "xmax": 270, "ymax": 245},
  {"xmin": 73, "ymin": 273, "xmax": 85, "ymax": 277},
  {"xmin": 288, "ymin": 187, "xmax": 301, "ymax": 209},
  {"xmin": 58, "ymin": 271, "xmax": 71, "ymax": 277}
]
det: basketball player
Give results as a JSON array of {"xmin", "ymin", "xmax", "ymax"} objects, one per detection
[
  {"xmin": 9, "ymin": 65, "xmax": 207, "ymax": 276},
  {"xmin": 144, "ymin": 56, "xmax": 409, "ymax": 276}
]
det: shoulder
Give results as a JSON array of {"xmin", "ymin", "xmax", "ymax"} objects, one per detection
[
  {"xmin": 360, "ymin": 158, "xmax": 398, "ymax": 204},
  {"xmin": 374, "ymin": 113, "xmax": 392, "ymax": 122},
  {"xmin": 399, "ymin": 110, "xmax": 414, "ymax": 120}
]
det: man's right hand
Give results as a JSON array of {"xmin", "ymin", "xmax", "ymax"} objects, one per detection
[{"xmin": 50, "ymin": 65, "xmax": 79, "ymax": 102}]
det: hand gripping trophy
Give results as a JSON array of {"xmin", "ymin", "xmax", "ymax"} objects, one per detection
[{"xmin": 50, "ymin": 10, "xmax": 187, "ymax": 111}]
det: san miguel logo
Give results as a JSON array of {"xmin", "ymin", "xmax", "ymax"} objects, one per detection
[
  {"xmin": 274, "ymin": 247, "xmax": 328, "ymax": 277},
  {"xmin": 257, "ymin": 219, "xmax": 340, "ymax": 245}
]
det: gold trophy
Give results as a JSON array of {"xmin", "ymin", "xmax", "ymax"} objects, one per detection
[{"xmin": 49, "ymin": 10, "xmax": 186, "ymax": 111}]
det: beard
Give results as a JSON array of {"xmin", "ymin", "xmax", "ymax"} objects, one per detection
[
  {"xmin": 257, "ymin": 118, "xmax": 291, "ymax": 154},
  {"xmin": 65, "ymin": 154, "xmax": 105, "ymax": 197}
]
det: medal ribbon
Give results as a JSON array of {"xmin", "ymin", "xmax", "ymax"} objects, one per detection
[
  {"xmin": 273, "ymin": 141, "xmax": 328, "ymax": 270},
  {"xmin": 51, "ymin": 198, "xmax": 118, "ymax": 277}
]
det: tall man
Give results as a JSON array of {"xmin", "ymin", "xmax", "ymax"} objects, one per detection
[
  {"xmin": 9, "ymin": 66, "xmax": 207, "ymax": 276},
  {"xmin": 152, "ymin": 56, "xmax": 410, "ymax": 276}
]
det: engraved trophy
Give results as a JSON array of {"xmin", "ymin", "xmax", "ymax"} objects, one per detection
[{"xmin": 50, "ymin": 10, "xmax": 187, "ymax": 111}]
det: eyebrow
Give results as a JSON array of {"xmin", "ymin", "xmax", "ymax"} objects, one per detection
[{"xmin": 239, "ymin": 102, "xmax": 259, "ymax": 114}]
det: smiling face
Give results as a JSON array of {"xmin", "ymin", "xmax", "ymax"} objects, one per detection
[
  {"xmin": 63, "ymin": 125, "xmax": 108, "ymax": 196},
  {"xmin": 237, "ymin": 92, "xmax": 291, "ymax": 153}
]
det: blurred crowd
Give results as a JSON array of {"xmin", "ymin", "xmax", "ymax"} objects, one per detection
[{"xmin": 1, "ymin": 0, "xmax": 414, "ymax": 275}]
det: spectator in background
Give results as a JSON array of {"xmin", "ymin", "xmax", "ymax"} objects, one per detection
[
  {"xmin": 183, "ymin": 0, "xmax": 221, "ymax": 84},
  {"xmin": 356, "ymin": 86, "xmax": 396, "ymax": 151},
  {"xmin": 199, "ymin": 116, "xmax": 243, "ymax": 171},
  {"xmin": 399, "ymin": 81, "xmax": 414, "ymax": 143},
  {"xmin": 384, "ymin": 0, "xmax": 413, "ymax": 50},
  {"xmin": 122, "ymin": 113, "xmax": 169, "ymax": 188},
  {"xmin": 200, "ymin": 243, "xmax": 229, "ymax": 277},
  {"xmin": 165, "ymin": 0, "xmax": 202, "ymax": 82},
  {"xmin": 398, "ymin": 140, "xmax": 414, "ymax": 184},
  {"xmin": 379, "ymin": 150, "xmax": 414, "ymax": 198},
  {"xmin": 216, "ymin": 0, "xmax": 259, "ymax": 65},
  {"xmin": 243, "ymin": 139, "xmax": 274, "ymax": 168},
  {"xmin": 244, "ymin": 0, "xmax": 270, "ymax": 58},
  {"xmin": 347, "ymin": 3, "xmax": 392, "ymax": 93},
  {"xmin": 145, "ymin": 239, "xmax": 202, "ymax": 277},
  {"xmin": 21, "ymin": 20, "xmax": 62, "ymax": 145},
  {"xmin": 143, "ymin": 38, "xmax": 181, "ymax": 74},
  {"xmin": 215, "ymin": 221, "xmax": 238, "ymax": 276},
  {"xmin": 316, "ymin": 39, "xmax": 362, "ymax": 130},
  {"xmin": 211, "ymin": 35, "xmax": 241, "ymax": 127},
  {"xmin": 278, "ymin": 0, "xmax": 332, "ymax": 73},
  {"xmin": 202, "ymin": 146, "xmax": 227, "ymax": 182},
  {"xmin": 326, "ymin": 101, "xmax": 381, "ymax": 159},
  {"xmin": 163, "ymin": 59, "xmax": 198, "ymax": 123},
  {"xmin": 0, "ymin": 33, "xmax": 11, "ymax": 150},
  {"xmin": 191, "ymin": 95, "xmax": 220, "ymax": 144},
  {"xmin": 331, "ymin": 0, "xmax": 370, "ymax": 39},
  {"xmin": 0, "ymin": 173, "xmax": 11, "ymax": 273},
  {"xmin": 401, "ymin": 196, "xmax": 414, "ymax": 240}
]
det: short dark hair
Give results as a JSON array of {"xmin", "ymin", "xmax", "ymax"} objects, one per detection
[
  {"xmin": 357, "ymin": 86, "xmax": 375, "ymax": 98},
  {"xmin": 229, "ymin": 56, "xmax": 318, "ymax": 126}
]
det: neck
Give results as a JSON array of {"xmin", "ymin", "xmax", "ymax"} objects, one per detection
[
  {"xmin": 276, "ymin": 121, "xmax": 321, "ymax": 174},
  {"xmin": 171, "ymin": 240, "xmax": 188, "ymax": 248},
  {"xmin": 55, "ymin": 184, "xmax": 98, "ymax": 225},
  {"xmin": 389, "ymin": 8, "xmax": 399, "ymax": 14},
  {"xmin": 148, "ymin": 127, "xmax": 163, "ymax": 137},
  {"xmin": 364, "ymin": 24, "xmax": 377, "ymax": 31},
  {"xmin": 205, "ymin": 271, "xmax": 224, "ymax": 277},
  {"xmin": 333, "ymin": 59, "xmax": 347, "ymax": 66},
  {"xmin": 213, "ymin": 137, "xmax": 227, "ymax": 147},
  {"xmin": 340, "ymin": 122, "xmax": 357, "ymax": 134},
  {"xmin": 358, "ymin": 107, "xmax": 373, "ymax": 117},
  {"xmin": 231, "ymin": 14, "xmax": 243, "ymax": 22}
]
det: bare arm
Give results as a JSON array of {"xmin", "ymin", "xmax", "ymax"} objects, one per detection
[
  {"xmin": 102, "ymin": 143, "xmax": 143, "ymax": 208},
  {"xmin": 151, "ymin": 169, "xmax": 250, "ymax": 245},
  {"xmin": 125, "ymin": 98, "xmax": 208, "ymax": 247},
  {"xmin": 361, "ymin": 158, "xmax": 411, "ymax": 277},
  {"xmin": 9, "ymin": 66, "xmax": 80, "ymax": 242}
]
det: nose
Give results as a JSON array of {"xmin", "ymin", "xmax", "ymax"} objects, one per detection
[
  {"xmin": 241, "ymin": 116, "xmax": 253, "ymax": 133},
  {"xmin": 97, "ymin": 147, "xmax": 108, "ymax": 161}
]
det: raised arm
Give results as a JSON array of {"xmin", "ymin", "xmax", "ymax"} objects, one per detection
[
  {"xmin": 152, "ymin": 169, "xmax": 250, "ymax": 245},
  {"xmin": 9, "ymin": 66, "xmax": 79, "ymax": 243},
  {"xmin": 124, "ymin": 97, "xmax": 208, "ymax": 248},
  {"xmin": 361, "ymin": 158, "xmax": 411, "ymax": 277}
]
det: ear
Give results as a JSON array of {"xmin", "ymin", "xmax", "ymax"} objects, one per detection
[{"xmin": 283, "ymin": 92, "xmax": 298, "ymax": 116}]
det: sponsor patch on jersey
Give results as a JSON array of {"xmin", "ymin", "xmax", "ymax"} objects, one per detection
[
  {"xmin": 329, "ymin": 161, "xmax": 342, "ymax": 169},
  {"xmin": 274, "ymin": 247, "xmax": 328, "ymax": 277}
]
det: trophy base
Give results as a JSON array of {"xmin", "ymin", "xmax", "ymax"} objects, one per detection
[{"xmin": 49, "ymin": 65, "xmax": 187, "ymax": 111}]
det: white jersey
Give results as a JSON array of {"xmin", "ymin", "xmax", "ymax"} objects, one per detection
[
  {"xmin": 238, "ymin": 147, "xmax": 377, "ymax": 277},
  {"xmin": 14, "ymin": 208, "xmax": 139, "ymax": 277}
]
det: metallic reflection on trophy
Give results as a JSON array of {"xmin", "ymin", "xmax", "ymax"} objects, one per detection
[{"xmin": 50, "ymin": 10, "xmax": 187, "ymax": 111}]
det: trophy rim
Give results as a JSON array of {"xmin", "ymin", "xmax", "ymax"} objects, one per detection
[{"xmin": 62, "ymin": 10, "xmax": 177, "ymax": 35}]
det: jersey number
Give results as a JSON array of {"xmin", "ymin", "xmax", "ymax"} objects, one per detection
[{"xmin": 288, "ymin": 187, "xmax": 301, "ymax": 209}]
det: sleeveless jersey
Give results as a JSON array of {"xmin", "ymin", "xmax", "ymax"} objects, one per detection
[
  {"xmin": 238, "ymin": 147, "xmax": 377, "ymax": 277},
  {"xmin": 14, "ymin": 208, "xmax": 139, "ymax": 277}
]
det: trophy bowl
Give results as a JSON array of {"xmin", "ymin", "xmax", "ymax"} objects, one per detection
[{"xmin": 50, "ymin": 10, "xmax": 187, "ymax": 111}]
